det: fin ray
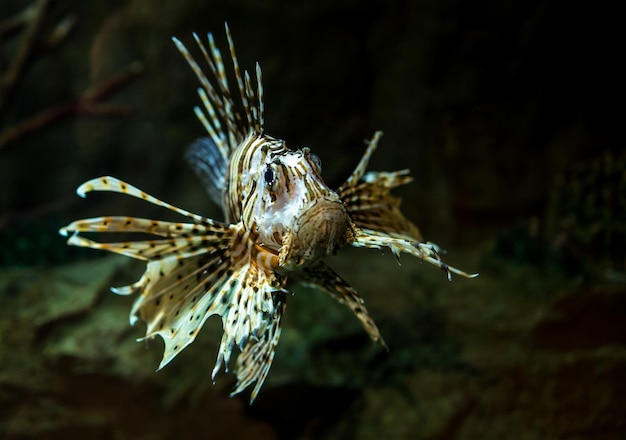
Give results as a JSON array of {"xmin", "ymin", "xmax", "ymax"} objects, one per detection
[
  {"xmin": 339, "ymin": 131, "xmax": 383, "ymax": 190},
  {"xmin": 299, "ymin": 263, "xmax": 385, "ymax": 347},
  {"xmin": 352, "ymin": 228, "xmax": 479, "ymax": 280},
  {"xmin": 339, "ymin": 169, "xmax": 423, "ymax": 241},
  {"xmin": 337, "ymin": 132, "xmax": 423, "ymax": 241},
  {"xmin": 60, "ymin": 216, "xmax": 221, "ymax": 237},
  {"xmin": 71, "ymin": 176, "xmax": 217, "ymax": 226},
  {"xmin": 230, "ymin": 289, "xmax": 286, "ymax": 402},
  {"xmin": 173, "ymin": 22, "xmax": 264, "ymax": 160},
  {"xmin": 61, "ymin": 208, "xmax": 286, "ymax": 401}
]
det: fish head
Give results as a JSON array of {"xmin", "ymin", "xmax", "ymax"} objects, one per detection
[{"xmin": 240, "ymin": 136, "xmax": 352, "ymax": 270}]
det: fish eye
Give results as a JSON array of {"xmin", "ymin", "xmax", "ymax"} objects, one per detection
[
  {"xmin": 264, "ymin": 166, "xmax": 276, "ymax": 187},
  {"xmin": 308, "ymin": 152, "xmax": 322, "ymax": 174}
]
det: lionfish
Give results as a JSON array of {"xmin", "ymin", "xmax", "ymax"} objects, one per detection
[{"xmin": 59, "ymin": 24, "xmax": 477, "ymax": 402}]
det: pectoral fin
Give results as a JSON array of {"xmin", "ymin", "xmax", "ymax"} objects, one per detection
[
  {"xmin": 337, "ymin": 132, "xmax": 423, "ymax": 241},
  {"xmin": 351, "ymin": 228, "xmax": 479, "ymax": 280},
  {"xmin": 59, "ymin": 177, "xmax": 287, "ymax": 402}
]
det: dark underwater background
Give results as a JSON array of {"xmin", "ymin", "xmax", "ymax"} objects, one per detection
[{"xmin": 1, "ymin": 0, "xmax": 623, "ymax": 438}]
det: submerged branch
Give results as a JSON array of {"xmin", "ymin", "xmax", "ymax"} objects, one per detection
[{"xmin": 0, "ymin": 61, "xmax": 144, "ymax": 150}]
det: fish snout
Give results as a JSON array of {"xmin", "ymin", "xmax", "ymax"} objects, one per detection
[{"xmin": 279, "ymin": 197, "xmax": 351, "ymax": 270}]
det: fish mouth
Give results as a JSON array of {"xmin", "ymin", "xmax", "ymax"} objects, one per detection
[{"xmin": 278, "ymin": 197, "xmax": 351, "ymax": 270}]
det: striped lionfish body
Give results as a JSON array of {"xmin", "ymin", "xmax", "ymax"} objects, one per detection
[{"xmin": 59, "ymin": 24, "xmax": 477, "ymax": 402}]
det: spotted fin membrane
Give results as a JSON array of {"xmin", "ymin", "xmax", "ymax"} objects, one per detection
[{"xmin": 60, "ymin": 176, "xmax": 286, "ymax": 401}]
